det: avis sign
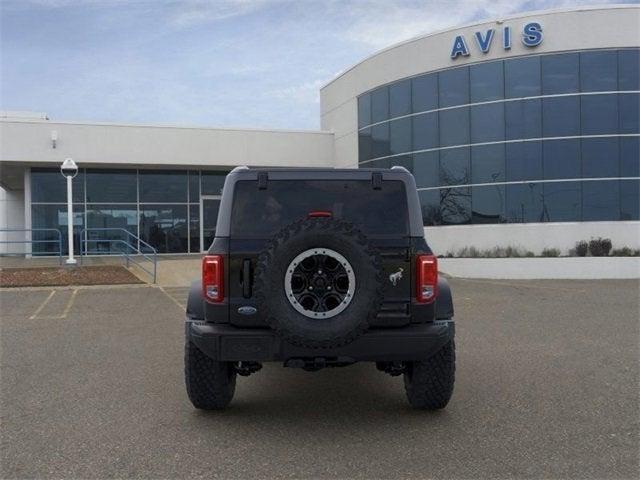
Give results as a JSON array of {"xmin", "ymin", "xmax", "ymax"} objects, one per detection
[{"xmin": 450, "ymin": 22, "xmax": 543, "ymax": 59}]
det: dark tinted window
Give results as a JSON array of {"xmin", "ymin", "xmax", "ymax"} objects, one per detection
[
  {"xmin": 618, "ymin": 49, "xmax": 640, "ymax": 90},
  {"xmin": 358, "ymin": 128, "xmax": 373, "ymax": 162},
  {"xmin": 413, "ymin": 151, "xmax": 439, "ymax": 188},
  {"xmin": 371, "ymin": 123, "xmax": 390, "ymax": 158},
  {"xmin": 86, "ymin": 205, "xmax": 137, "ymax": 253},
  {"xmin": 582, "ymin": 180, "xmax": 620, "ymax": 221},
  {"xmin": 621, "ymin": 137, "xmax": 640, "ymax": 177},
  {"xmin": 31, "ymin": 168, "xmax": 84, "ymax": 203},
  {"xmin": 389, "ymin": 79, "xmax": 411, "ymax": 117},
  {"xmin": 139, "ymin": 205, "xmax": 188, "ymax": 253},
  {"xmin": 542, "ymin": 53, "xmax": 579, "ymax": 94},
  {"xmin": 505, "ymin": 99, "xmax": 541, "ymax": 140},
  {"xmin": 472, "ymin": 185, "xmax": 505, "ymax": 224},
  {"xmin": 389, "ymin": 117, "xmax": 411, "ymax": 155},
  {"xmin": 506, "ymin": 142, "xmax": 543, "ymax": 181},
  {"xmin": 543, "ymin": 182, "xmax": 581, "ymax": 222},
  {"xmin": 412, "ymin": 112, "xmax": 438, "ymax": 151},
  {"xmin": 581, "ymin": 94, "xmax": 618, "ymax": 135},
  {"xmin": 470, "ymin": 61, "xmax": 504, "ymax": 102},
  {"xmin": 440, "ymin": 148, "xmax": 470, "ymax": 186},
  {"xmin": 470, "ymin": 103, "xmax": 504, "ymax": 143},
  {"xmin": 582, "ymin": 138, "xmax": 619, "ymax": 178},
  {"xmin": 188, "ymin": 171, "xmax": 200, "ymax": 202},
  {"xmin": 201, "ymin": 171, "xmax": 227, "ymax": 196},
  {"xmin": 440, "ymin": 187, "xmax": 471, "ymax": 224},
  {"xmin": 358, "ymin": 93, "xmax": 371, "ymax": 128},
  {"xmin": 86, "ymin": 169, "xmax": 136, "ymax": 203},
  {"xmin": 506, "ymin": 183, "xmax": 543, "ymax": 223},
  {"xmin": 412, "ymin": 74, "xmax": 438, "ymax": 112},
  {"xmin": 543, "ymin": 96, "xmax": 580, "ymax": 137},
  {"xmin": 472, "ymin": 144, "xmax": 505, "ymax": 183},
  {"xmin": 439, "ymin": 108, "xmax": 469, "ymax": 147},
  {"xmin": 439, "ymin": 67, "xmax": 469, "ymax": 107},
  {"xmin": 371, "ymin": 87, "xmax": 389, "ymax": 123},
  {"xmin": 140, "ymin": 170, "xmax": 187, "ymax": 203},
  {"xmin": 620, "ymin": 179, "xmax": 640, "ymax": 220},
  {"xmin": 505, "ymin": 56, "xmax": 541, "ymax": 98},
  {"xmin": 31, "ymin": 204, "xmax": 84, "ymax": 255},
  {"xmin": 189, "ymin": 204, "xmax": 200, "ymax": 252},
  {"xmin": 231, "ymin": 180, "xmax": 409, "ymax": 237},
  {"xmin": 419, "ymin": 189, "xmax": 441, "ymax": 226},
  {"xmin": 580, "ymin": 51, "xmax": 617, "ymax": 92},
  {"xmin": 543, "ymin": 139, "xmax": 580, "ymax": 180},
  {"xmin": 619, "ymin": 93, "xmax": 640, "ymax": 134}
]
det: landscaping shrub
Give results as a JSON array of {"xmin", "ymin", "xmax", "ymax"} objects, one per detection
[
  {"xmin": 574, "ymin": 240, "xmax": 589, "ymax": 257},
  {"xmin": 588, "ymin": 237, "xmax": 612, "ymax": 257},
  {"xmin": 610, "ymin": 247, "xmax": 640, "ymax": 257},
  {"xmin": 541, "ymin": 248, "xmax": 561, "ymax": 257}
]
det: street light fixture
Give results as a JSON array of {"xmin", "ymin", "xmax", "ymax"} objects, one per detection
[{"xmin": 60, "ymin": 158, "xmax": 78, "ymax": 265}]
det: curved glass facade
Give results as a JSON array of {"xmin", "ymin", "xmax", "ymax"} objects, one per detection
[{"xmin": 357, "ymin": 49, "xmax": 640, "ymax": 225}]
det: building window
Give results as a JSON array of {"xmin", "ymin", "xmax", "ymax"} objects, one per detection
[
  {"xmin": 389, "ymin": 79, "xmax": 411, "ymax": 118},
  {"xmin": 356, "ymin": 49, "xmax": 638, "ymax": 226},
  {"xmin": 140, "ymin": 170, "xmax": 188, "ymax": 203},
  {"xmin": 31, "ymin": 168, "xmax": 84, "ymax": 203},
  {"xmin": 86, "ymin": 169, "xmax": 136, "ymax": 203},
  {"xmin": 439, "ymin": 67, "xmax": 469, "ymax": 108},
  {"xmin": 470, "ymin": 61, "xmax": 504, "ymax": 102},
  {"xmin": 412, "ymin": 73, "xmax": 438, "ymax": 113},
  {"xmin": 139, "ymin": 206, "xmax": 188, "ymax": 253},
  {"xmin": 370, "ymin": 86, "xmax": 389, "ymax": 124},
  {"xmin": 542, "ymin": 52, "xmax": 579, "ymax": 95}
]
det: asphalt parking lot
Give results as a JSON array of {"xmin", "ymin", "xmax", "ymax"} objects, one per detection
[{"xmin": 1, "ymin": 279, "xmax": 638, "ymax": 479}]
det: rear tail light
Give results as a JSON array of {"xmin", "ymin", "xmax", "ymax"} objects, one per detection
[
  {"xmin": 416, "ymin": 254, "xmax": 438, "ymax": 303},
  {"xmin": 202, "ymin": 255, "xmax": 224, "ymax": 302},
  {"xmin": 308, "ymin": 211, "xmax": 332, "ymax": 218}
]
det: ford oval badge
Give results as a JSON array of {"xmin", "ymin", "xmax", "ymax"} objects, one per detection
[{"xmin": 238, "ymin": 306, "xmax": 257, "ymax": 316}]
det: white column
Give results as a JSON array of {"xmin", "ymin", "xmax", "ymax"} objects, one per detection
[{"xmin": 66, "ymin": 175, "xmax": 76, "ymax": 265}]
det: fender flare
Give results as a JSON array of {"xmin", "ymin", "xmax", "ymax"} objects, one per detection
[
  {"xmin": 186, "ymin": 280, "xmax": 205, "ymax": 320},
  {"xmin": 435, "ymin": 276, "xmax": 454, "ymax": 320}
]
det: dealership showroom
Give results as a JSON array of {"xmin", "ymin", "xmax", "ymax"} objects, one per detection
[{"xmin": 1, "ymin": 5, "xmax": 638, "ymax": 257}]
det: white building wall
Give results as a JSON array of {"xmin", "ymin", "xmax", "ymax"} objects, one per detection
[
  {"xmin": 426, "ymin": 221, "xmax": 640, "ymax": 256},
  {"xmin": 0, "ymin": 120, "xmax": 335, "ymax": 169}
]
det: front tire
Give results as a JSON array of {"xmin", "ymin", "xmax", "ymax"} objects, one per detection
[
  {"xmin": 185, "ymin": 340, "xmax": 236, "ymax": 410},
  {"xmin": 404, "ymin": 339, "xmax": 455, "ymax": 410}
]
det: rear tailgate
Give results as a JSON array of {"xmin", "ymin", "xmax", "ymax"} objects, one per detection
[{"xmin": 223, "ymin": 175, "xmax": 414, "ymax": 327}]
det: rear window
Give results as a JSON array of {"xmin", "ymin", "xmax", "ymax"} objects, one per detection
[{"xmin": 230, "ymin": 180, "xmax": 409, "ymax": 237}]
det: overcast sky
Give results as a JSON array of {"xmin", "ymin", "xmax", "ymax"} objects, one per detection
[{"xmin": 1, "ymin": 0, "xmax": 633, "ymax": 129}]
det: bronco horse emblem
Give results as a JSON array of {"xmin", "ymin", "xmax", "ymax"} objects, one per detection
[{"xmin": 389, "ymin": 267, "xmax": 404, "ymax": 286}]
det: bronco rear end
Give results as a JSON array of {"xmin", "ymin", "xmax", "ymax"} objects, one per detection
[{"xmin": 185, "ymin": 166, "xmax": 455, "ymax": 410}]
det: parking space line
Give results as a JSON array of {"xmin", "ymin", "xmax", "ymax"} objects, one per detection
[
  {"xmin": 59, "ymin": 289, "xmax": 79, "ymax": 319},
  {"xmin": 159, "ymin": 286, "xmax": 186, "ymax": 310},
  {"xmin": 29, "ymin": 290, "xmax": 56, "ymax": 319}
]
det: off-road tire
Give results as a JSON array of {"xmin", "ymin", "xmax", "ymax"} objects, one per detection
[
  {"xmin": 404, "ymin": 339, "xmax": 455, "ymax": 410},
  {"xmin": 184, "ymin": 340, "xmax": 236, "ymax": 410},
  {"xmin": 254, "ymin": 217, "xmax": 383, "ymax": 349}
]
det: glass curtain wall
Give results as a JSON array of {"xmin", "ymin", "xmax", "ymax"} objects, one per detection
[
  {"xmin": 31, "ymin": 168, "xmax": 228, "ymax": 255},
  {"xmin": 357, "ymin": 48, "xmax": 640, "ymax": 226}
]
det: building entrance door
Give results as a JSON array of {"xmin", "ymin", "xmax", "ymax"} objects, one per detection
[{"xmin": 200, "ymin": 195, "xmax": 221, "ymax": 252}]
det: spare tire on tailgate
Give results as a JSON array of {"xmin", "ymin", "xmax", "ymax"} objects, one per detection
[{"xmin": 254, "ymin": 217, "xmax": 383, "ymax": 349}]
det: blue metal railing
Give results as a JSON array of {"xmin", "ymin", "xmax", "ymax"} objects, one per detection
[
  {"xmin": 0, "ymin": 228, "xmax": 64, "ymax": 264},
  {"xmin": 79, "ymin": 228, "xmax": 157, "ymax": 283}
]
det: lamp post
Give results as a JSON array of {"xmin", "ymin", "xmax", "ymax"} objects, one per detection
[{"xmin": 60, "ymin": 158, "xmax": 78, "ymax": 265}]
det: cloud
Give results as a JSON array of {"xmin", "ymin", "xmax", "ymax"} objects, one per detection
[
  {"xmin": 337, "ymin": 0, "xmax": 602, "ymax": 49},
  {"xmin": 168, "ymin": 0, "xmax": 284, "ymax": 28}
]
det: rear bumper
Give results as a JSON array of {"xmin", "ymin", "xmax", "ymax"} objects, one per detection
[{"xmin": 186, "ymin": 320, "xmax": 454, "ymax": 363}]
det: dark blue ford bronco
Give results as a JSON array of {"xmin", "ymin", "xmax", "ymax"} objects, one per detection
[{"xmin": 185, "ymin": 166, "xmax": 455, "ymax": 409}]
